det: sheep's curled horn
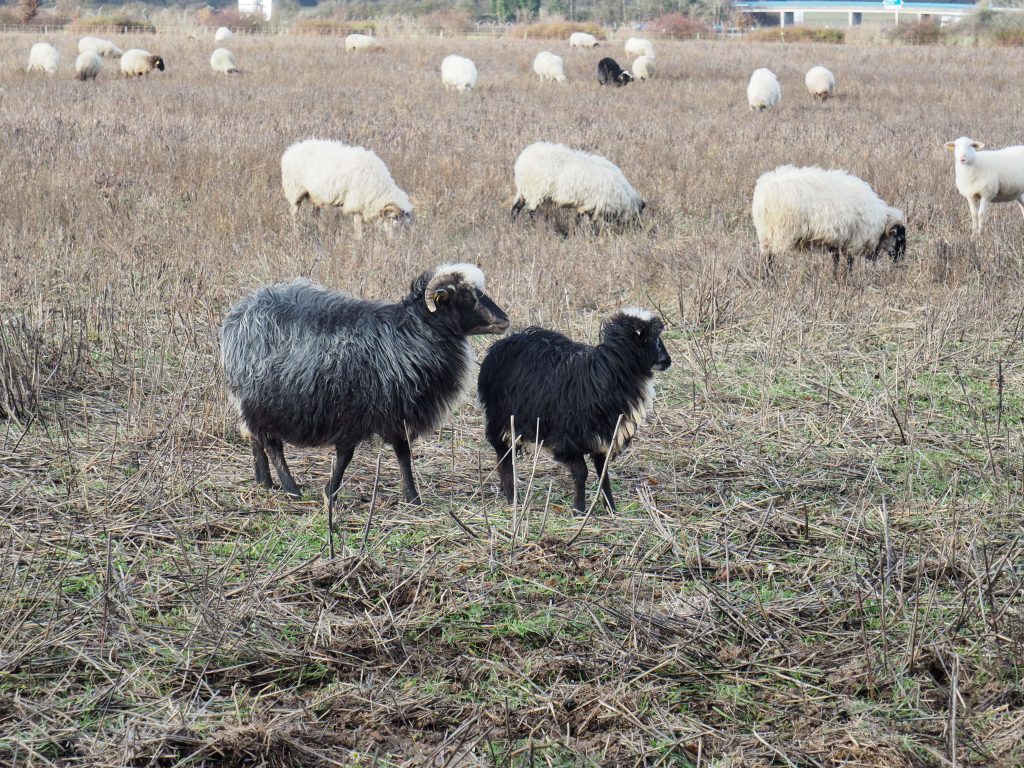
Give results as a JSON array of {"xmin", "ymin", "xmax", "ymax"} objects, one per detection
[{"xmin": 424, "ymin": 271, "xmax": 454, "ymax": 312}]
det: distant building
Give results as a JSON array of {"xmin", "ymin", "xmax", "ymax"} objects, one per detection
[{"xmin": 239, "ymin": 0, "xmax": 272, "ymax": 21}]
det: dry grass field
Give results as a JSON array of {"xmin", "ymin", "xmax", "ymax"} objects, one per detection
[{"xmin": 1, "ymin": 30, "xmax": 1023, "ymax": 767}]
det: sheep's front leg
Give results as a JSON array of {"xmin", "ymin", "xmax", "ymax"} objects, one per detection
[
  {"xmin": 968, "ymin": 196, "xmax": 981, "ymax": 235},
  {"xmin": 324, "ymin": 442, "xmax": 357, "ymax": 504},
  {"xmin": 352, "ymin": 213, "xmax": 364, "ymax": 241},
  {"xmin": 491, "ymin": 440, "xmax": 515, "ymax": 503},
  {"xmin": 565, "ymin": 456, "xmax": 589, "ymax": 514},
  {"xmin": 1016, "ymin": 194, "xmax": 1024, "ymax": 222},
  {"xmin": 251, "ymin": 438, "xmax": 274, "ymax": 488},
  {"xmin": 391, "ymin": 436, "xmax": 421, "ymax": 505},
  {"xmin": 265, "ymin": 437, "xmax": 302, "ymax": 498},
  {"xmin": 591, "ymin": 452, "xmax": 616, "ymax": 513},
  {"xmin": 976, "ymin": 197, "xmax": 991, "ymax": 235}
]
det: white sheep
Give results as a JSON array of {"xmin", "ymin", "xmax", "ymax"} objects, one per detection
[
  {"xmin": 747, "ymin": 68, "xmax": 781, "ymax": 111},
  {"xmin": 441, "ymin": 54, "xmax": 477, "ymax": 91},
  {"xmin": 27, "ymin": 43, "xmax": 59, "ymax": 75},
  {"xmin": 75, "ymin": 51, "xmax": 102, "ymax": 81},
  {"xmin": 346, "ymin": 33, "xmax": 383, "ymax": 52},
  {"xmin": 511, "ymin": 141, "xmax": 645, "ymax": 227},
  {"xmin": 752, "ymin": 165, "xmax": 906, "ymax": 270},
  {"xmin": 632, "ymin": 55, "xmax": 655, "ymax": 81},
  {"xmin": 624, "ymin": 37, "xmax": 654, "ymax": 60},
  {"xmin": 533, "ymin": 51, "xmax": 566, "ymax": 83},
  {"xmin": 215, "ymin": 27, "xmax": 234, "ymax": 42},
  {"xmin": 569, "ymin": 32, "xmax": 600, "ymax": 49},
  {"xmin": 78, "ymin": 37, "xmax": 123, "ymax": 58},
  {"xmin": 805, "ymin": 66, "xmax": 835, "ymax": 100},
  {"xmin": 210, "ymin": 48, "xmax": 239, "ymax": 75},
  {"xmin": 944, "ymin": 137, "xmax": 1024, "ymax": 236},
  {"xmin": 120, "ymin": 49, "xmax": 165, "ymax": 77},
  {"xmin": 281, "ymin": 139, "xmax": 412, "ymax": 237}
]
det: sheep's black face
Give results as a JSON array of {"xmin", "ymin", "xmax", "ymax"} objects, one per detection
[
  {"xmin": 153, "ymin": 56, "xmax": 165, "ymax": 71},
  {"xmin": 432, "ymin": 284, "xmax": 509, "ymax": 336},
  {"xmin": 612, "ymin": 313, "xmax": 671, "ymax": 372},
  {"xmin": 618, "ymin": 72, "xmax": 634, "ymax": 85},
  {"xmin": 876, "ymin": 224, "xmax": 907, "ymax": 262}
]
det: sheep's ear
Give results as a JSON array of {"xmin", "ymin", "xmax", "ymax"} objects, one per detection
[
  {"xmin": 944, "ymin": 142, "xmax": 955, "ymax": 152},
  {"xmin": 383, "ymin": 203, "xmax": 401, "ymax": 219},
  {"xmin": 972, "ymin": 141, "xmax": 985, "ymax": 149}
]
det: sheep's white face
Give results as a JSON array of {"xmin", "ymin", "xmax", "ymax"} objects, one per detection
[{"xmin": 946, "ymin": 137, "xmax": 984, "ymax": 166}]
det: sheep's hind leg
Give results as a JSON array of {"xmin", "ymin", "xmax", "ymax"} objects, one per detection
[
  {"xmin": 1016, "ymin": 195, "xmax": 1024, "ymax": 223},
  {"xmin": 265, "ymin": 437, "xmax": 302, "ymax": 498},
  {"xmin": 391, "ymin": 436, "xmax": 421, "ymax": 505},
  {"xmin": 591, "ymin": 453, "xmax": 616, "ymax": 513}
]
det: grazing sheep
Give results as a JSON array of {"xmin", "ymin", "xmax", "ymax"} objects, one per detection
[
  {"xmin": 597, "ymin": 57, "xmax": 633, "ymax": 86},
  {"xmin": 533, "ymin": 51, "xmax": 567, "ymax": 82},
  {"xmin": 747, "ymin": 68, "xmax": 781, "ymax": 111},
  {"xmin": 74, "ymin": 51, "xmax": 102, "ymax": 81},
  {"xmin": 569, "ymin": 32, "xmax": 600, "ymax": 48},
  {"xmin": 944, "ymin": 136, "xmax": 1024, "ymax": 236},
  {"xmin": 805, "ymin": 66, "xmax": 835, "ymax": 100},
  {"xmin": 632, "ymin": 55, "xmax": 655, "ymax": 81},
  {"xmin": 215, "ymin": 26, "xmax": 234, "ymax": 42},
  {"xmin": 210, "ymin": 48, "xmax": 239, "ymax": 75},
  {"xmin": 624, "ymin": 37, "xmax": 655, "ymax": 59},
  {"xmin": 478, "ymin": 308, "xmax": 671, "ymax": 514},
  {"xmin": 441, "ymin": 54, "xmax": 477, "ymax": 90},
  {"xmin": 27, "ymin": 43, "xmax": 59, "ymax": 75},
  {"xmin": 220, "ymin": 265, "xmax": 510, "ymax": 504},
  {"xmin": 280, "ymin": 139, "xmax": 412, "ymax": 236},
  {"xmin": 120, "ymin": 49, "xmax": 165, "ymax": 77},
  {"xmin": 78, "ymin": 37, "xmax": 123, "ymax": 58},
  {"xmin": 346, "ymin": 33, "xmax": 383, "ymax": 51},
  {"xmin": 752, "ymin": 165, "xmax": 906, "ymax": 270},
  {"xmin": 511, "ymin": 142, "xmax": 645, "ymax": 227}
]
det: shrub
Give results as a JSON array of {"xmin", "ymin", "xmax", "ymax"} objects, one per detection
[
  {"xmin": 512, "ymin": 20, "xmax": 604, "ymax": 40},
  {"xmin": 417, "ymin": 9, "xmax": 474, "ymax": 35},
  {"xmin": 71, "ymin": 15, "xmax": 156, "ymax": 34},
  {"xmin": 886, "ymin": 20, "xmax": 941, "ymax": 45},
  {"xmin": 647, "ymin": 12, "xmax": 713, "ymax": 40},
  {"xmin": 197, "ymin": 7, "xmax": 268, "ymax": 32},
  {"xmin": 745, "ymin": 26, "xmax": 845, "ymax": 44},
  {"xmin": 293, "ymin": 18, "xmax": 377, "ymax": 36}
]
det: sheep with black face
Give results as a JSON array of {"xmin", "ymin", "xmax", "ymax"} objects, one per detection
[
  {"xmin": 477, "ymin": 309, "xmax": 671, "ymax": 514},
  {"xmin": 221, "ymin": 264, "xmax": 509, "ymax": 505},
  {"xmin": 597, "ymin": 57, "xmax": 633, "ymax": 86}
]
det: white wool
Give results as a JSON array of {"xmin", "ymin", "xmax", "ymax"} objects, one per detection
[
  {"xmin": 74, "ymin": 51, "xmax": 102, "ymax": 81},
  {"xmin": 805, "ymin": 66, "xmax": 835, "ymax": 99},
  {"xmin": 533, "ymin": 51, "xmax": 566, "ymax": 83},
  {"xmin": 624, "ymin": 37, "xmax": 654, "ymax": 59},
  {"xmin": 569, "ymin": 32, "xmax": 599, "ymax": 48},
  {"xmin": 435, "ymin": 263, "xmax": 486, "ymax": 292},
  {"xmin": 210, "ymin": 48, "xmax": 239, "ymax": 75},
  {"xmin": 747, "ymin": 68, "xmax": 781, "ymax": 111},
  {"xmin": 512, "ymin": 141, "xmax": 644, "ymax": 222},
  {"xmin": 27, "ymin": 43, "xmax": 59, "ymax": 75},
  {"xmin": 944, "ymin": 136, "xmax": 1024, "ymax": 235},
  {"xmin": 752, "ymin": 165, "xmax": 904, "ymax": 260},
  {"xmin": 78, "ymin": 37, "xmax": 123, "ymax": 58},
  {"xmin": 346, "ymin": 34, "xmax": 382, "ymax": 52},
  {"xmin": 441, "ymin": 55, "xmax": 477, "ymax": 90},
  {"xmin": 280, "ymin": 139, "xmax": 412, "ymax": 229},
  {"xmin": 214, "ymin": 27, "xmax": 234, "ymax": 42},
  {"xmin": 632, "ymin": 55, "xmax": 655, "ymax": 81},
  {"xmin": 621, "ymin": 307, "xmax": 654, "ymax": 321},
  {"xmin": 120, "ymin": 49, "xmax": 163, "ymax": 77}
]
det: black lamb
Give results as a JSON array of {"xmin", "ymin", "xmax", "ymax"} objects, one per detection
[
  {"xmin": 597, "ymin": 57, "xmax": 633, "ymax": 86},
  {"xmin": 477, "ymin": 308, "xmax": 670, "ymax": 514},
  {"xmin": 220, "ymin": 264, "xmax": 509, "ymax": 504}
]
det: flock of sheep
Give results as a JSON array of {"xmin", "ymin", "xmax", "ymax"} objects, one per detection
[{"xmin": 19, "ymin": 28, "xmax": 1024, "ymax": 510}]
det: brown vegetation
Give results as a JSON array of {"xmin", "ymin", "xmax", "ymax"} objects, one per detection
[{"xmin": 0, "ymin": 33, "xmax": 1023, "ymax": 766}]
